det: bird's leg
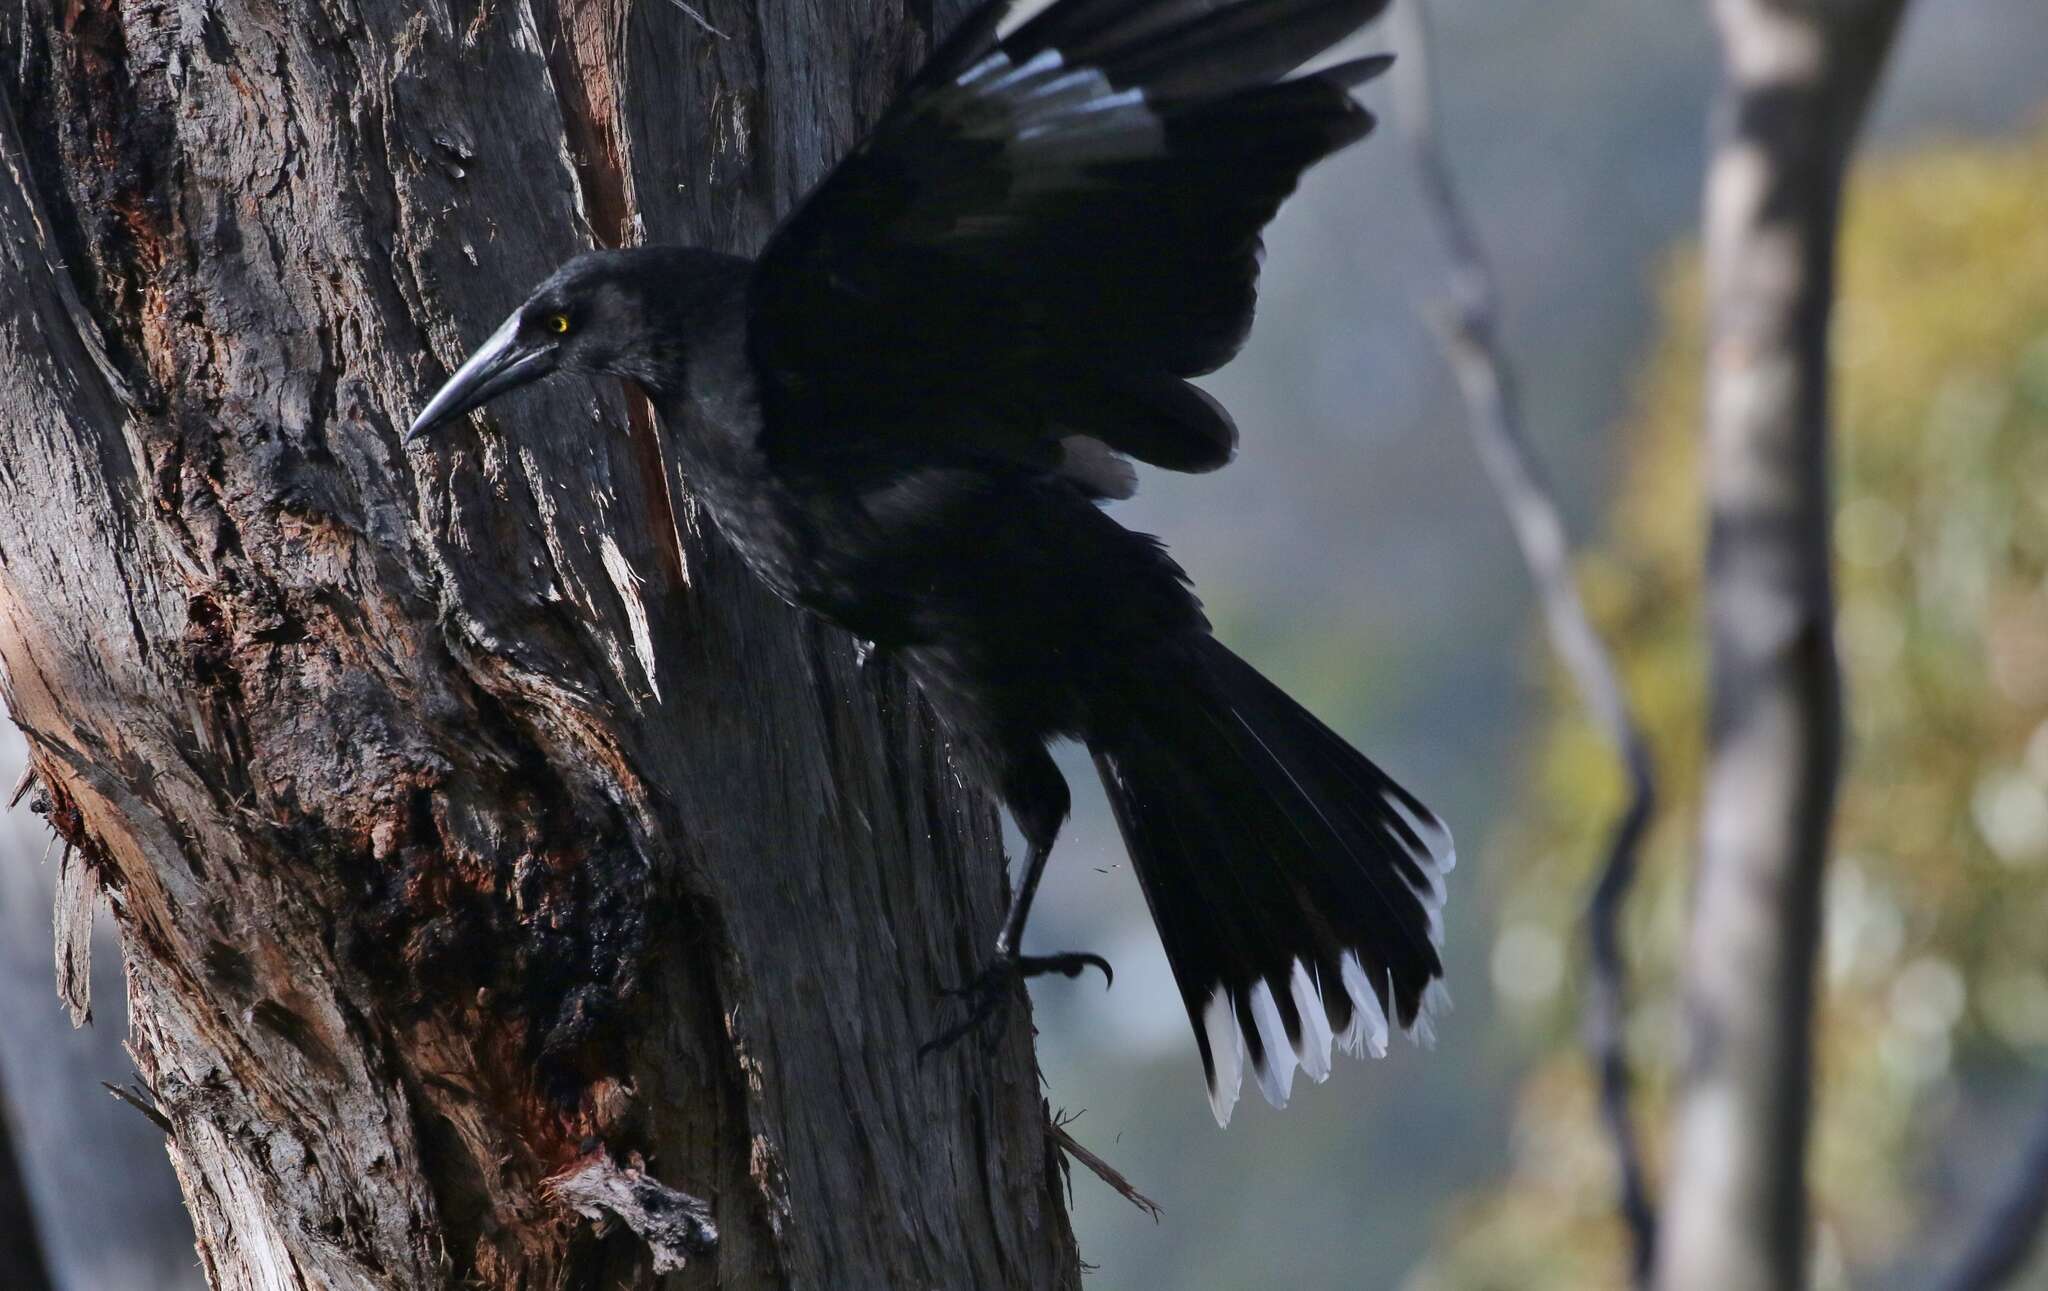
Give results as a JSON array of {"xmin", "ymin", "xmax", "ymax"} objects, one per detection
[
  {"xmin": 994, "ymin": 837, "xmax": 1112, "ymax": 985},
  {"xmin": 920, "ymin": 819, "xmax": 1112, "ymax": 1058}
]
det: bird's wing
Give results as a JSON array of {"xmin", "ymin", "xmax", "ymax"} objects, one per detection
[{"xmin": 747, "ymin": 0, "xmax": 1390, "ymax": 480}]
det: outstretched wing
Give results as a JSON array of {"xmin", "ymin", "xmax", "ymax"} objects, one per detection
[{"xmin": 748, "ymin": 0, "xmax": 1390, "ymax": 482}]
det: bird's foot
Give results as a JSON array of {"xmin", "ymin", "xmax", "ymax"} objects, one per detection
[
  {"xmin": 1015, "ymin": 951, "xmax": 1114, "ymax": 987},
  {"xmin": 918, "ymin": 950, "xmax": 1113, "ymax": 1059}
]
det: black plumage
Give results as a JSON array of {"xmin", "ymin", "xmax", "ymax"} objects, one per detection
[{"xmin": 409, "ymin": 0, "xmax": 1452, "ymax": 1125}]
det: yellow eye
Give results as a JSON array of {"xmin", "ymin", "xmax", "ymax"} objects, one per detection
[{"xmin": 545, "ymin": 313, "xmax": 571, "ymax": 335}]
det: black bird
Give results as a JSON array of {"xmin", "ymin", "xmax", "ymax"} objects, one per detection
[{"xmin": 409, "ymin": 0, "xmax": 1452, "ymax": 1125}]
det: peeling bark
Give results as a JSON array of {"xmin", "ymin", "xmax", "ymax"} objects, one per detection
[
  {"xmin": 0, "ymin": 0, "xmax": 1080, "ymax": 1286},
  {"xmin": 52, "ymin": 842, "xmax": 95, "ymax": 1026}
]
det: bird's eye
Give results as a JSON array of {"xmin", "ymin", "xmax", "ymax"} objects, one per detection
[{"xmin": 546, "ymin": 313, "xmax": 572, "ymax": 335}]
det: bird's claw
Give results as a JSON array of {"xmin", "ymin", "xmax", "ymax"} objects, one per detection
[
  {"xmin": 919, "ymin": 949, "xmax": 1114, "ymax": 1059},
  {"xmin": 1016, "ymin": 951, "xmax": 1113, "ymax": 989}
]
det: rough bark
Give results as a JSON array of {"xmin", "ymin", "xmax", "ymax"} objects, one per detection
[
  {"xmin": 1654, "ymin": 2, "xmax": 1907, "ymax": 1289},
  {"xmin": 0, "ymin": 1062, "xmax": 58, "ymax": 1291},
  {"xmin": 0, "ymin": 0, "xmax": 1080, "ymax": 1287}
]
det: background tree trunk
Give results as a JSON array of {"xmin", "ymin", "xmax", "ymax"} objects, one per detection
[
  {"xmin": 1655, "ymin": 2, "xmax": 1907, "ymax": 1289},
  {"xmin": 1936, "ymin": 1088, "xmax": 2048, "ymax": 1291},
  {"xmin": 0, "ymin": 0, "xmax": 1081, "ymax": 1286},
  {"xmin": 0, "ymin": 1063, "xmax": 57, "ymax": 1291}
]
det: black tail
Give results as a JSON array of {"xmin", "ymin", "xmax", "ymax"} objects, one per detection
[{"xmin": 1093, "ymin": 637, "xmax": 1452, "ymax": 1125}]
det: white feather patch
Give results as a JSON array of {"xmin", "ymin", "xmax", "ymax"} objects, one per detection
[
  {"xmin": 1410, "ymin": 979, "xmax": 1455, "ymax": 1049},
  {"xmin": 1289, "ymin": 960, "xmax": 1334, "ymax": 1084},
  {"xmin": 982, "ymin": 45, "xmax": 1063, "ymax": 94},
  {"xmin": 1199, "ymin": 949, "xmax": 1446, "ymax": 1122},
  {"xmin": 956, "ymin": 50, "xmax": 1012, "ymax": 89},
  {"xmin": 1337, "ymin": 950, "xmax": 1390, "ymax": 1059},
  {"xmin": 1019, "ymin": 67, "xmax": 1105, "ymax": 105},
  {"xmin": 1388, "ymin": 792, "xmax": 1457, "ymax": 873},
  {"xmin": 1201, "ymin": 989, "xmax": 1244, "ymax": 1128},
  {"xmin": 995, "ymin": 0, "xmax": 1060, "ymax": 39},
  {"xmin": 1009, "ymin": 79, "xmax": 1159, "ymax": 169},
  {"xmin": 951, "ymin": 27, "xmax": 1164, "ymax": 172},
  {"xmin": 1385, "ymin": 792, "xmax": 1456, "ymax": 954},
  {"xmin": 1247, "ymin": 979, "xmax": 1297, "ymax": 1109}
]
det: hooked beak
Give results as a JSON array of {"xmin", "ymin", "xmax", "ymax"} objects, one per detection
[{"xmin": 406, "ymin": 315, "xmax": 558, "ymax": 444}]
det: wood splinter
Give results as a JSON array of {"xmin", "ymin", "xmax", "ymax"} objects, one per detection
[
  {"xmin": 1051, "ymin": 1110, "xmax": 1161, "ymax": 1221},
  {"xmin": 6, "ymin": 762, "xmax": 35, "ymax": 810}
]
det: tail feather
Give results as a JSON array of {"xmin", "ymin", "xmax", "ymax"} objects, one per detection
[{"xmin": 1094, "ymin": 637, "xmax": 1452, "ymax": 1126}]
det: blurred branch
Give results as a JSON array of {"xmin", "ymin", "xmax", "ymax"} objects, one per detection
[
  {"xmin": 1387, "ymin": 1, "xmax": 1660, "ymax": 1282},
  {"xmin": 0, "ymin": 1062, "xmax": 57, "ymax": 1291},
  {"xmin": 1656, "ymin": 3, "xmax": 1907, "ymax": 1289},
  {"xmin": 1937, "ymin": 1090, "xmax": 2048, "ymax": 1291}
]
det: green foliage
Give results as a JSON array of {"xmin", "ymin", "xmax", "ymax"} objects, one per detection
[{"xmin": 1412, "ymin": 121, "xmax": 2048, "ymax": 1290}]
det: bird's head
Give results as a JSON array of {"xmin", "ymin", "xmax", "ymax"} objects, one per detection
[{"xmin": 406, "ymin": 248, "xmax": 719, "ymax": 444}]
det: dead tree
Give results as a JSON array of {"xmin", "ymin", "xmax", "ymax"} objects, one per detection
[
  {"xmin": 0, "ymin": 0, "xmax": 1080, "ymax": 1286},
  {"xmin": 1655, "ymin": 2, "xmax": 1908, "ymax": 1289}
]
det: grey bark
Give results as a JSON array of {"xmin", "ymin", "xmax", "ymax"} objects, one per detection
[
  {"xmin": 1655, "ymin": 2, "xmax": 1907, "ymax": 1289},
  {"xmin": 1386, "ymin": 2, "xmax": 1660, "ymax": 1281},
  {"xmin": 0, "ymin": 1062, "xmax": 57, "ymax": 1291},
  {"xmin": 0, "ymin": 0, "xmax": 1080, "ymax": 1287}
]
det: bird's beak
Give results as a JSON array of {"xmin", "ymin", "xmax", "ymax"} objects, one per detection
[{"xmin": 406, "ymin": 314, "xmax": 558, "ymax": 444}]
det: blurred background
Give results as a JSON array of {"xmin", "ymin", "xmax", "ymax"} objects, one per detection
[{"xmin": 4, "ymin": 0, "xmax": 2047, "ymax": 1286}]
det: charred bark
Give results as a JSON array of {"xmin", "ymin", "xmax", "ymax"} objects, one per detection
[
  {"xmin": 0, "ymin": 0, "xmax": 1080, "ymax": 1286},
  {"xmin": 1655, "ymin": 2, "xmax": 1907, "ymax": 1289}
]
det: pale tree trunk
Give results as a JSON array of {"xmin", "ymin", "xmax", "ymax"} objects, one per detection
[
  {"xmin": 0, "ymin": 0, "xmax": 1080, "ymax": 1286},
  {"xmin": 1655, "ymin": 2, "xmax": 1907, "ymax": 1289}
]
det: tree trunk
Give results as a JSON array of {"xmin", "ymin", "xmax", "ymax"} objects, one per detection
[
  {"xmin": 0, "ymin": 0, "xmax": 1081, "ymax": 1286},
  {"xmin": 1655, "ymin": 3, "xmax": 1906, "ymax": 1289}
]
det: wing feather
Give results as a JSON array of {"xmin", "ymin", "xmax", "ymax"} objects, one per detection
[{"xmin": 748, "ymin": 0, "xmax": 1391, "ymax": 480}]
